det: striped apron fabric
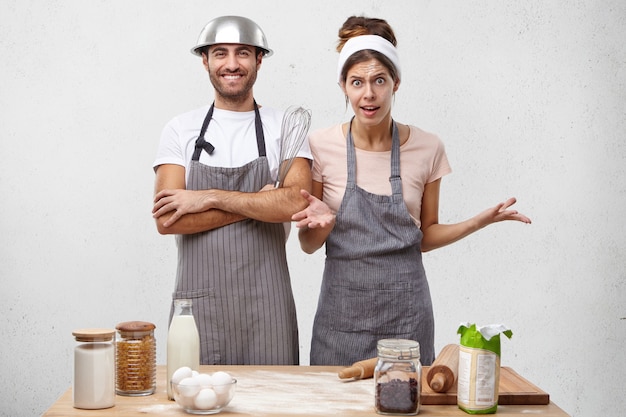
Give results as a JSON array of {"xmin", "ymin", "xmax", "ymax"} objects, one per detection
[
  {"xmin": 310, "ymin": 119, "xmax": 435, "ymax": 366},
  {"xmin": 171, "ymin": 102, "xmax": 299, "ymax": 365}
]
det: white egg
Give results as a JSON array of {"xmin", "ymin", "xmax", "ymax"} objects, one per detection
[
  {"xmin": 191, "ymin": 370, "xmax": 200, "ymax": 378},
  {"xmin": 211, "ymin": 371, "xmax": 233, "ymax": 396},
  {"xmin": 171, "ymin": 366, "xmax": 193, "ymax": 385},
  {"xmin": 195, "ymin": 372, "xmax": 213, "ymax": 387},
  {"xmin": 211, "ymin": 371, "xmax": 232, "ymax": 385},
  {"xmin": 194, "ymin": 388, "xmax": 218, "ymax": 410},
  {"xmin": 177, "ymin": 377, "xmax": 201, "ymax": 398}
]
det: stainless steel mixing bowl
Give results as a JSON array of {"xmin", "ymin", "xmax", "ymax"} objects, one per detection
[{"xmin": 191, "ymin": 15, "xmax": 273, "ymax": 57}]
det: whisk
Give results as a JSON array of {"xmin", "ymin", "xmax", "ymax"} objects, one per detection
[{"xmin": 274, "ymin": 105, "xmax": 312, "ymax": 188}]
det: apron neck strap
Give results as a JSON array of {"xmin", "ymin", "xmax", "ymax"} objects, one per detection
[
  {"xmin": 253, "ymin": 101, "xmax": 266, "ymax": 157},
  {"xmin": 346, "ymin": 118, "xmax": 402, "ymax": 196},
  {"xmin": 388, "ymin": 121, "xmax": 403, "ymax": 199},
  {"xmin": 192, "ymin": 100, "xmax": 266, "ymax": 161}
]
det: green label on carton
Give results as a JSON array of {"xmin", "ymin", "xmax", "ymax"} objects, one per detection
[{"xmin": 456, "ymin": 323, "xmax": 513, "ymax": 415}]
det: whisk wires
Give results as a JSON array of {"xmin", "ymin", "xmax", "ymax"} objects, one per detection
[{"xmin": 274, "ymin": 105, "xmax": 312, "ymax": 188}]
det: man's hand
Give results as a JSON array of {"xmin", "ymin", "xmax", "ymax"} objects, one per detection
[{"xmin": 153, "ymin": 189, "xmax": 212, "ymax": 227}]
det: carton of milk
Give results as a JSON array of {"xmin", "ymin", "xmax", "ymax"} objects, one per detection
[{"xmin": 457, "ymin": 323, "xmax": 513, "ymax": 414}]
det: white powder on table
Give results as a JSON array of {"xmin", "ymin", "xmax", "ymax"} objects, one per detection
[{"xmin": 227, "ymin": 370, "xmax": 374, "ymax": 415}]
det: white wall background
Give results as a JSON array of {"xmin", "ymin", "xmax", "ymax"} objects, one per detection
[{"xmin": 1, "ymin": 1, "xmax": 624, "ymax": 416}]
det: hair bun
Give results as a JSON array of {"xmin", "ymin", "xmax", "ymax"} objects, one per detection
[{"xmin": 336, "ymin": 16, "xmax": 397, "ymax": 52}]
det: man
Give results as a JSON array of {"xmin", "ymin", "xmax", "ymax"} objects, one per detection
[{"xmin": 152, "ymin": 16, "xmax": 312, "ymax": 365}]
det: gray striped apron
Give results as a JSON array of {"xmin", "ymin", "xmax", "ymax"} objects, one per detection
[
  {"xmin": 310, "ymin": 119, "xmax": 435, "ymax": 366},
  {"xmin": 171, "ymin": 102, "xmax": 299, "ymax": 365}
]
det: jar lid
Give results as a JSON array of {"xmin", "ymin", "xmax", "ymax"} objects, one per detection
[
  {"xmin": 116, "ymin": 321, "xmax": 156, "ymax": 332},
  {"xmin": 377, "ymin": 338, "xmax": 421, "ymax": 360},
  {"xmin": 72, "ymin": 328, "xmax": 115, "ymax": 342}
]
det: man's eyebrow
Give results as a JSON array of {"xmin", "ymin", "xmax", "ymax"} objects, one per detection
[{"xmin": 211, "ymin": 45, "xmax": 254, "ymax": 53}]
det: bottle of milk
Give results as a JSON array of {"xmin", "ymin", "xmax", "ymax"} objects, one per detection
[{"xmin": 166, "ymin": 299, "xmax": 200, "ymax": 400}]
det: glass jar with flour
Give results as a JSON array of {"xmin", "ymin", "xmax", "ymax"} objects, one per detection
[{"xmin": 72, "ymin": 328, "xmax": 116, "ymax": 409}]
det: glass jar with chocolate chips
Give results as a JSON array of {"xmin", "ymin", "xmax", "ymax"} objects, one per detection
[
  {"xmin": 115, "ymin": 321, "xmax": 156, "ymax": 396},
  {"xmin": 374, "ymin": 339, "xmax": 422, "ymax": 415}
]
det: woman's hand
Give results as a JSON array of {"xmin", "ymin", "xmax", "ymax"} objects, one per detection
[
  {"xmin": 476, "ymin": 197, "xmax": 532, "ymax": 227},
  {"xmin": 292, "ymin": 189, "xmax": 336, "ymax": 229},
  {"xmin": 421, "ymin": 194, "xmax": 531, "ymax": 252}
]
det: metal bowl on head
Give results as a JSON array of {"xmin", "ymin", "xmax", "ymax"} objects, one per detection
[{"xmin": 191, "ymin": 15, "xmax": 273, "ymax": 57}]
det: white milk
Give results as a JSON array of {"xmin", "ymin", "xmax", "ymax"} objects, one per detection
[
  {"xmin": 166, "ymin": 314, "xmax": 200, "ymax": 399},
  {"xmin": 73, "ymin": 343, "xmax": 115, "ymax": 409}
]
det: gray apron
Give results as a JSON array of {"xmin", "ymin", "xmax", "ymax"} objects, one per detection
[
  {"xmin": 310, "ymin": 119, "xmax": 435, "ymax": 366},
  {"xmin": 171, "ymin": 102, "xmax": 299, "ymax": 365}
]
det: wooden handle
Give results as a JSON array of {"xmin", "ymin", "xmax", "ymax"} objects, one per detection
[
  {"xmin": 426, "ymin": 344, "xmax": 459, "ymax": 392},
  {"xmin": 338, "ymin": 357, "xmax": 378, "ymax": 380}
]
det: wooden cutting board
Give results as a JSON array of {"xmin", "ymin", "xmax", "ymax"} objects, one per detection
[{"xmin": 421, "ymin": 366, "xmax": 550, "ymax": 405}]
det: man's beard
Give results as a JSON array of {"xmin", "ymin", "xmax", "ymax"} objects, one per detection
[{"xmin": 209, "ymin": 69, "xmax": 258, "ymax": 104}]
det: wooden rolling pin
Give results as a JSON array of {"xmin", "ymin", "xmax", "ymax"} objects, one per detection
[
  {"xmin": 426, "ymin": 343, "xmax": 459, "ymax": 392},
  {"xmin": 338, "ymin": 357, "xmax": 379, "ymax": 380}
]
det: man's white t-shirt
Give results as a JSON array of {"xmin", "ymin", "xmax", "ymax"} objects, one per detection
[
  {"xmin": 153, "ymin": 104, "xmax": 312, "ymax": 238},
  {"xmin": 154, "ymin": 104, "xmax": 312, "ymax": 183}
]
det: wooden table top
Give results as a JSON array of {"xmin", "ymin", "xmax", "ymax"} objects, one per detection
[{"xmin": 43, "ymin": 365, "xmax": 570, "ymax": 416}]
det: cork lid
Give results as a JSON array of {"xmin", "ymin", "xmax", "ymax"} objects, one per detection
[
  {"xmin": 72, "ymin": 328, "xmax": 115, "ymax": 342},
  {"xmin": 116, "ymin": 321, "xmax": 156, "ymax": 337}
]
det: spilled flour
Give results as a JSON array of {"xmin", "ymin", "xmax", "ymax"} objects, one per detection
[
  {"xmin": 136, "ymin": 403, "xmax": 181, "ymax": 414},
  {"xmin": 227, "ymin": 370, "xmax": 374, "ymax": 415}
]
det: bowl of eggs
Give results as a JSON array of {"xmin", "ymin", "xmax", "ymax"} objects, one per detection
[{"xmin": 171, "ymin": 367, "xmax": 236, "ymax": 414}]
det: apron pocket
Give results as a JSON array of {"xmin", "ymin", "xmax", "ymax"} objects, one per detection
[
  {"xmin": 325, "ymin": 270, "xmax": 421, "ymax": 335},
  {"xmin": 172, "ymin": 288, "xmax": 212, "ymax": 300},
  {"xmin": 171, "ymin": 288, "xmax": 222, "ymax": 364}
]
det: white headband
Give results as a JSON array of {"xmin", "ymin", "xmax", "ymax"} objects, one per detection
[{"xmin": 337, "ymin": 35, "xmax": 401, "ymax": 83}]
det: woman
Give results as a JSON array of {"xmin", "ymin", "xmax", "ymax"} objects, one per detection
[{"xmin": 292, "ymin": 16, "xmax": 531, "ymax": 366}]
